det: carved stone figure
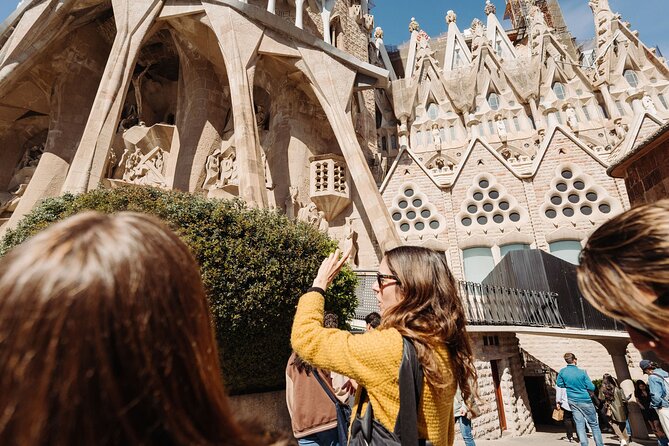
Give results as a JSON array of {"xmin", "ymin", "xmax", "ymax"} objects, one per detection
[
  {"xmin": 343, "ymin": 217, "xmax": 358, "ymax": 267},
  {"xmin": 285, "ymin": 186, "xmax": 299, "ymax": 219},
  {"xmin": 118, "ymin": 146, "xmax": 167, "ymax": 187},
  {"xmin": 613, "ymin": 118, "xmax": 628, "ymax": 145},
  {"xmin": 642, "ymin": 95, "xmax": 658, "ymax": 114},
  {"xmin": 374, "ymin": 26, "xmax": 384, "ymax": 42},
  {"xmin": 0, "ymin": 184, "xmax": 27, "ymax": 215},
  {"xmin": 17, "ymin": 144, "xmax": 45, "ymax": 171},
  {"xmin": 496, "ymin": 116, "xmax": 508, "ymax": 142},
  {"xmin": 484, "ymin": 0, "xmax": 496, "ymax": 16},
  {"xmin": 408, "ymin": 17, "xmax": 420, "ymax": 33},
  {"xmin": 298, "ymin": 201, "xmax": 324, "ymax": 230},
  {"xmin": 432, "ymin": 124, "xmax": 442, "ymax": 151},
  {"xmin": 261, "ymin": 150, "xmax": 274, "ymax": 190},
  {"xmin": 565, "ymin": 106, "xmax": 578, "ymax": 131},
  {"xmin": 445, "ymin": 10, "xmax": 456, "ymax": 25},
  {"xmin": 471, "ymin": 19, "xmax": 486, "ymax": 53}
]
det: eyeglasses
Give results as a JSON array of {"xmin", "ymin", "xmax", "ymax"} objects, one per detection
[
  {"xmin": 376, "ymin": 272, "xmax": 401, "ymax": 289},
  {"xmin": 619, "ymin": 316, "xmax": 661, "ymax": 343}
]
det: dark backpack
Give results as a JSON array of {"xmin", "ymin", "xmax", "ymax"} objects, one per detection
[{"xmin": 312, "ymin": 370, "xmax": 353, "ymax": 446}]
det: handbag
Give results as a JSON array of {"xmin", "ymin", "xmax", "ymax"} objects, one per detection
[
  {"xmin": 349, "ymin": 337, "xmax": 426, "ymax": 446},
  {"xmin": 552, "ymin": 408, "xmax": 564, "ymax": 421},
  {"xmin": 313, "ymin": 369, "xmax": 352, "ymax": 446},
  {"xmin": 589, "ymin": 390, "xmax": 601, "ymax": 409}
]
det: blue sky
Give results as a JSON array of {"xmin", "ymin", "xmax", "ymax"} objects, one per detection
[{"xmin": 0, "ymin": 1, "xmax": 667, "ymax": 54}]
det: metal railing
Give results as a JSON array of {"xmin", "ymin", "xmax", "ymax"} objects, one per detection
[{"xmin": 354, "ymin": 272, "xmax": 565, "ymax": 328}]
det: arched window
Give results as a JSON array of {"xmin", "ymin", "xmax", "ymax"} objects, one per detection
[
  {"xmin": 624, "ymin": 70, "xmax": 639, "ymax": 88},
  {"xmin": 549, "ymin": 240, "xmax": 582, "ymax": 265},
  {"xmin": 488, "ymin": 93, "xmax": 500, "ymax": 111},
  {"xmin": 500, "ymin": 243, "xmax": 530, "ymax": 259},
  {"xmin": 427, "ymin": 102, "xmax": 439, "ymax": 120},
  {"xmin": 463, "ymin": 247, "xmax": 495, "ymax": 283},
  {"xmin": 552, "ymin": 82, "xmax": 566, "ymax": 100}
]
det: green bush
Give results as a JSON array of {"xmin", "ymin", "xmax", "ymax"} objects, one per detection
[{"xmin": 0, "ymin": 186, "xmax": 358, "ymax": 394}]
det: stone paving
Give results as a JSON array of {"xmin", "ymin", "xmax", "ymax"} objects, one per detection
[{"xmin": 454, "ymin": 427, "xmax": 659, "ymax": 446}]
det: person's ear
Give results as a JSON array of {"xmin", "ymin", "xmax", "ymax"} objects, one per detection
[{"xmin": 627, "ymin": 326, "xmax": 657, "ymax": 351}]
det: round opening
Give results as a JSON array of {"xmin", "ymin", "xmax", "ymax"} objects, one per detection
[
  {"xmin": 586, "ymin": 192, "xmax": 598, "ymax": 202},
  {"xmin": 392, "ymin": 212, "xmax": 402, "ymax": 221},
  {"xmin": 483, "ymin": 203, "xmax": 494, "ymax": 212},
  {"xmin": 563, "ymin": 207, "xmax": 574, "ymax": 217},
  {"xmin": 421, "ymin": 209, "xmax": 431, "ymax": 218},
  {"xmin": 399, "ymin": 200, "xmax": 408, "ymax": 209},
  {"xmin": 568, "ymin": 194, "xmax": 580, "ymax": 204},
  {"xmin": 461, "ymin": 218, "xmax": 472, "ymax": 227},
  {"xmin": 430, "ymin": 220, "xmax": 440, "ymax": 229},
  {"xmin": 404, "ymin": 188, "xmax": 414, "ymax": 197},
  {"xmin": 556, "ymin": 183, "xmax": 568, "ymax": 192},
  {"xmin": 479, "ymin": 179, "xmax": 490, "ymax": 189},
  {"xmin": 562, "ymin": 170, "xmax": 573, "ymax": 179},
  {"xmin": 407, "ymin": 211, "xmax": 417, "ymax": 220},
  {"xmin": 493, "ymin": 214, "xmax": 504, "ymax": 223},
  {"xmin": 412, "ymin": 199, "xmax": 423, "ymax": 207},
  {"xmin": 415, "ymin": 222, "xmax": 425, "ymax": 230},
  {"xmin": 551, "ymin": 196, "xmax": 562, "ymax": 205},
  {"xmin": 545, "ymin": 209, "xmax": 557, "ymax": 219},
  {"xmin": 599, "ymin": 203, "xmax": 611, "ymax": 214},
  {"xmin": 574, "ymin": 181, "xmax": 585, "ymax": 190},
  {"xmin": 581, "ymin": 206, "xmax": 592, "ymax": 215},
  {"xmin": 477, "ymin": 216, "xmax": 488, "ymax": 225},
  {"xmin": 509, "ymin": 213, "xmax": 520, "ymax": 222},
  {"xmin": 473, "ymin": 192, "xmax": 484, "ymax": 201},
  {"xmin": 400, "ymin": 223, "xmax": 410, "ymax": 232},
  {"xmin": 467, "ymin": 204, "xmax": 478, "ymax": 213},
  {"xmin": 499, "ymin": 201, "xmax": 510, "ymax": 211},
  {"xmin": 489, "ymin": 190, "xmax": 500, "ymax": 199}
]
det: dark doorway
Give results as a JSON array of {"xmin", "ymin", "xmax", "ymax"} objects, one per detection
[
  {"xmin": 524, "ymin": 376, "xmax": 553, "ymax": 425},
  {"xmin": 490, "ymin": 360, "xmax": 507, "ymax": 431}
]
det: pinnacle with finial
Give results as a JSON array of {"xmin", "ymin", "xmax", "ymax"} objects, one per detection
[
  {"xmin": 446, "ymin": 10, "xmax": 457, "ymax": 25},
  {"xmin": 485, "ymin": 0, "xmax": 496, "ymax": 16},
  {"xmin": 409, "ymin": 17, "xmax": 420, "ymax": 33}
]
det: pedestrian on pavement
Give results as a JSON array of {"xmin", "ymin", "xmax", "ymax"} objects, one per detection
[
  {"xmin": 598, "ymin": 374, "xmax": 630, "ymax": 445},
  {"xmin": 291, "ymin": 246, "xmax": 478, "ymax": 446},
  {"xmin": 0, "ymin": 212, "xmax": 251, "ymax": 446},
  {"xmin": 455, "ymin": 387, "xmax": 477, "ymax": 446},
  {"xmin": 635, "ymin": 379, "xmax": 669, "ymax": 446},
  {"xmin": 556, "ymin": 353, "xmax": 605, "ymax": 446},
  {"xmin": 556, "ymin": 385, "xmax": 577, "ymax": 443},
  {"xmin": 640, "ymin": 360, "xmax": 669, "ymax": 441},
  {"xmin": 577, "ymin": 199, "xmax": 669, "ymax": 362}
]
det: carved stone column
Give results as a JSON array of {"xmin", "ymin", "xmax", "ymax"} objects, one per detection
[
  {"xmin": 599, "ymin": 84, "xmax": 618, "ymax": 119},
  {"xmin": 296, "ymin": 48, "xmax": 401, "ymax": 251},
  {"xmin": 528, "ymin": 96, "xmax": 544, "ymax": 130},
  {"xmin": 61, "ymin": 0, "xmax": 165, "ymax": 194},
  {"xmin": 203, "ymin": 3, "xmax": 268, "ymax": 207}
]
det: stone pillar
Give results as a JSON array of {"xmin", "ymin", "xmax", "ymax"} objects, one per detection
[
  {"xmin": 294, "ymin": 0, "xmax": 304, "ymax": 29},
  {"xmin": 203, "ymin": 4, "xmax": 268, "ymax": 208},
  {"xmin": 599, "ymin": 84, "xmax": 618, "ymax": 119},
  {"xmin": 296, "ymin": 48, "xmax": 401, "ymax": 252},
  {"xmin": 528, "ymin": 96, "xmax": 543, "ymax": 130},
  {"xmin": 599, "ymin": 339, "xmax": 649, "ymax": 440},
  {"xmin": 546, "ymin": 107, "xmax": 559, "ymax": 128},
  {"xmin": 61, "ymin": 0, "xmax": 165, "ymax": 194},
  {"xmin": 629, "ymin": 93, "xmax": 645, "ymax": 115}
]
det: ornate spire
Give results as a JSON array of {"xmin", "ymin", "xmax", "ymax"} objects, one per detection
[
  {"xmin": 409, "ymin": 17, "xmax": 420, "ymax": 33},
  {"xmin": 446, "ymin": 10, "xmax": 457, "ymax": 25},
  {"xmin": 484, "ymin": 0, "xmax": 496, "ymax": 16}
]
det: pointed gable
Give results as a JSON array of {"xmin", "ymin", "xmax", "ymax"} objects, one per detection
[
  {"xmin": 485, "ymin": 1, "xmax": 517, "ymax": 61},
  {"xmin": 443, "ymin": 11, "xmax": 472, "ymax": 72}
]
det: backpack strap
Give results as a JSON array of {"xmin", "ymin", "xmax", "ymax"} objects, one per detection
[
  {"xmin": 394, "ymin": 336, "xmax": 424, "ymax": 445},
  {"xmin": 312, "ymin": 369, "xmax": 340, "ymax": 406}
]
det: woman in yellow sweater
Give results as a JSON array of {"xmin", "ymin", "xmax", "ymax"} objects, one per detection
[{"xmin": 291, "ymin": 246, "xmax": 478, "ymax": 446}]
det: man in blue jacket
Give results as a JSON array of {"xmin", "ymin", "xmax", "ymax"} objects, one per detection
[
  {"xmin": 641, "ymin": 360, "xmax": 669, "ymax": 438},
  {"xmin": 556, "ymin": 353, "xmax": 604, "ymax": 446}
]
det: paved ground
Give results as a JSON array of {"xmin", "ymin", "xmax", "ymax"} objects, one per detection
[{"xmin": 453, "ymin": 426, "xmax": 659, "ymax": 446}]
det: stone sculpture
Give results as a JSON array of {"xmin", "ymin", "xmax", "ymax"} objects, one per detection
[
  {"xmin": 432, "ymin": 124, "xmax": 442, "ymax": 151},
  {"xmin": 496, "ymin": 116, "xmax": 508, "ymax": 143},
  {"xmin": 204, "ymin": 145, "xmax": 238, "ymax": 192},
  {"xmin": 285, "ymin": 186, "xmax": 299, "ymax": 219},
  {"xmin": 117, "ymin": 146, "xmax": 167, "ymax": 188},
  {"xmin": 343, "ymin": 217, "xmax": 358, "ymax": 267},
  {"xmin": 642, "ymin": 95, "xmax": 658, "ymax": 114},
  {"xmin": 565, "ymin": 106, "xmax": 578, "ymax": 132}
]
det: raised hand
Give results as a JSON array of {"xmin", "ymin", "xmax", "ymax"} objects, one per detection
[{"xmin": 312, "ymin": 247, "xmax": 352, "ymax": 291}]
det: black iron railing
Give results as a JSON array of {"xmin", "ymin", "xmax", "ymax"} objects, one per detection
[{"xmin": 354, "ymin": 272, "xmax": 565, "ymax": 328}]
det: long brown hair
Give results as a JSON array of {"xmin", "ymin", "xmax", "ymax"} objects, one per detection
[
  {"xmin": 0, "ymin": 212, "xmax": 250, "ymax": 445},
  {"xmin": 577, "ymin": 199, "xmax": 669, "ymax": 337},
  {"xmin": 380, "ymin": 246, "xmax": 479, "ymax": 407}
]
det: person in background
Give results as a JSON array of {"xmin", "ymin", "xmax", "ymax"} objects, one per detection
[
  {"xmin": 557, "ymin": 353, "xmax": 605, "ymax": 446},
  {"xmin": 364, "ymin": 311, "xmax": 381, "ymax": 330},
  {"xmin": 0, "ymin": 212, "xmax": 251, "ymax": 446},
  {"xmin": 556, "ymin": 385, "xmax": 577, "ymax": 443},
  {"xmin": 598, "ymin": 374, "xmax": 630, "ymax": 446},
  {"xmin": 454, "ymin": 387, "xmax": 477, "ymax": 446},
  {"xmin": 635, "ymin": 379, "xmax": 669, "ymax": 446},
  {"xmin": 641, "ymin": 360, "xmax": 669, "ymax": 442},
  {"xmin": 323, "ymin": 313, "xmax": 355, "ymax": 402},
  {"xmin": 577, "ymin": 199, "xmax": 669, "ymax": 362}
]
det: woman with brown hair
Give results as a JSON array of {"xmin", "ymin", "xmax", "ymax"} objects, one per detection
[
  {"xmin": 598, "ymin": 374, "xmax": 630, "ymax": 445},
  {"xmin": 577, "ymin": 199, "xmax": 669, "ymax": 361},
  {"xmin": 0, "ymin": 212, "xmax": 251, "ymax": 445},
  {"xmin": 291, "ymin": 246, "xmax": 478, "ymax": 445}
]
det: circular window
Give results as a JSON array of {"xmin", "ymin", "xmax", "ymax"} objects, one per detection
[
  {"xmin": 430, "ymin": 220, "xmax": 440, "ymax": 229},
  {"xmin": 551, "ymin": 196, "xmax": 562, "ymax": 205},
  {"xmin": 509, "ymin": 213, "xmax": 520, "ymax": 222},
  {"xmin": 407, "ymin": 211, "xmax": 417, "ymax": 220},
  {"xmin": 489, "ymin": 190, "xmax": 500, "ymax": 199},
  {"xmin": 400, "ymin": 223, "xmax": 410, "ymax": 232},
  {"xmin": 599, "ymin": 203, "xmax": 611, "ymax": 214},
  {"xmin": 415, "ymin": 222, "xmax": 425, "ymax": 230},
  {"xmin": 421, "ymin": 210, "xmax": 431, "ymax": 218},
  {"xmin": 392, "ymin": 212, "xmax": 402, "ymax": 221},
  {"xmin": 467, "ymin": 204, "xmax": 478, "ymax": 213},
  {"xmin": 568, "ymin": 194, "xmax": 580, "ymax": 204},
  {"xmin": 483, "ymin": 203, "xmax": 494, "ymax": 212},
  {"xmin": 477, "ymin": 216, "xmax": 488, "ymax": 225},
  {"xmin": 561, "ymin": 170, "xmax": 573, "ymax": 179},
  {"xmin": 404, "ymin": 188, "xmax": 414, "ymax": 197},
  {"xmin": 586, "ymin": 192, "xmax": 598, "ymax": 202},
  {"xmin": 563, "ymin": 207, "xmax": 575, "ymax": 217},
  {"xmin": 545, "ymin": 209, "xmax": 557, "ymax": 219},
  {"xmin": 462, "ymin": 217, "xmax": 472, "ymax": 227},
  {"xmin": 399, "ymin": 200, "xmax": 408, "ymax": 209},
  {"xmin": 412, "ymin": 199, "xmax": 423, "ymax": 207},
  {"xmin": 574, "ymin": 181, "xmax": 585, "ymax": 190},
  {"xmin": 556, "ymin": 183, "xmax": 568, "ymax": 192},
  {"xmin": 479, "ymin": 179, "xmax": 490, "ymax": 189},
  {"xmin": 581, "ymin": 205, "xmax": 592, "ymax": 215},
  {"xmin": 473, "ymin": 192, "xmax": 484, "ymax": 201},
  {"xmin": 493, "ymin": 214, "xmax": 504, "ymax": 223},
  {"xmin": 499, "ymin": 201, "xmax": 510, "ymax": 210}
]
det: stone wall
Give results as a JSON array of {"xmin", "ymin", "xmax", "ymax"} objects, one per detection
[{"xmin": 622, "ymin": 142, "xmax": 669, "ymax": 205}]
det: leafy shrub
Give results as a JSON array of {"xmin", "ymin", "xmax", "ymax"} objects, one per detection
[{"xmin": 0, "ymin": 186, "xmax": 358, "ymax": 394}]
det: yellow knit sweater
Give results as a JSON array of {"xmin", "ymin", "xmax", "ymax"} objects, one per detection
[{"xmin": 291, "ymin": 291, "xmax": 456, "ymax": 446}]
